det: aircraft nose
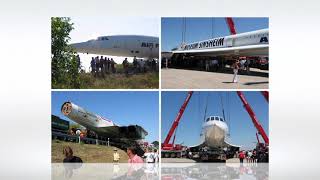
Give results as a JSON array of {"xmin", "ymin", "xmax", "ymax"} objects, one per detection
[{"xmin": 61, "ymin": 102, "xmax": 72, "ymax": 115}]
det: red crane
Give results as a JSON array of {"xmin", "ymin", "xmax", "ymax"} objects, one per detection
[
  {"xmin": 237, "ymin": 91, "xmax": 269, "ymax": 145},
  {"xmin": 225, "ymin": 17, "xmax": 237, "ymax": 35},
  {"xmin": 162, "ymin": 91, "xmax": 193, "ymax": 150},
  {"xmin": 261, "ymin": 91, "xmax": 269, "ymax": 102}
]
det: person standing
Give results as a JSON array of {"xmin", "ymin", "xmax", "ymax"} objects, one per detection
[
  {"xmin": 113, "ymin": 148, "xmax": 120, "ymax": 163},
  {"xmin": 232, "ymin": 60, "xmax": 240, "ymax": 83},
  {"xmin": 143, "ymin": 149, "xmax": 155, "ymax": 163},
  {"xmin": 90, "ymin": 57, "xmax": 95, "ymax": 75},
  {"xmin": 127, "ymin": 147, "xmax": 144, "ymax": 163},
  {"xmin": 123, "ymin": 58, "xmax": 129, "ymax": 76},
  {"xmin": 111, "ymin": 58, "xmax": 116, "ymax": 73},
  {"xmin": 133, "ymin": 56, "xmax": 138, "ymax": 72},
  {"xmin": 239, "ymin": 150, "xmax": 245, "ymax": 164},
  {"xmin": 95, "ymin": 56, "xmax": 100, "ymax": 77},
  {"xmin": 153, "ymin": 149, "xmax": 159, "ymax": 163},
  {"xmin": 152, "ymin": 59, "xmax": 157, "ymax": 71},
  {"xmin": 205, "ymin": 60, "xmax": 210, "ymax": 71},
  {"xmin": 107, "ymin": 58, "xmax": 111, "ymax": 73},
  {"xmin": 99, "ymin": 56, "xmax": 105, "ymax": 77},
  {"xmin": 103, "ymin": 57, "xmax": 108, "ymax": 74},
  {"xmin": 245, "ymin": 58, "xmax": 251, "ymax": 74},
  {"xmin": 212, "ymin": 59, "xmax": 219, "ymax": 72},
  {"xmin": 247, "ymin": 150, "xmax": 253, "ymax": 163}
]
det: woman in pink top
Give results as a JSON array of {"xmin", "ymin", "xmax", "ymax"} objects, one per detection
[{"xmin": 127, "ymin": 147, "xmax": 144, "ymax": 163}]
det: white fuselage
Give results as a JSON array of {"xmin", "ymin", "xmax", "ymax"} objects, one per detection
[
  {"xmin": 61, "ymin": 102, "xmax": 115, "ymax": 129},
  {"xmin": 200, "ymin": 116, "xmax": 229, "ymax": 148},
  {"xmin": 179, "ymin": 29, "xmax": 268, "ymax": 51},
  {"xmin": 172, "ymin": 29, "xmax": 269, "ymax": 57},
  {"xmin": 71, "ymin": 35, "xmax": 159, "ymax": 59}
]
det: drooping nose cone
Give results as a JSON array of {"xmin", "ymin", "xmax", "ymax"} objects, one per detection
[{"xmin": 205, "ymin": 124, "xmax": 226, "ymax": 147}]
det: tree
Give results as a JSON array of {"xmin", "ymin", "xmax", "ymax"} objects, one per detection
[{"xmin": 51, "ymin": 17, "xmax": 80, "ymax": 88}]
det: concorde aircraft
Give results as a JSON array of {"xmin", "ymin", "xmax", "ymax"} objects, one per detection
[
  {"xmin": 71, "ymin": 35, "xmax": 159, "ymax": 59},
  {"xmin": 199, "ymin": 116, "xmax": 238, "ymax": 148},
  {"xmin": 169, "ymin": 28, "xmax": 269, "ymax": 57},
  {"xmin": 189, "ymin": 115, "xmax": 240, "ymax": 154},
  {"xmin": 61, "ymin": 101, "xmax": 148, "ymax": 154}
]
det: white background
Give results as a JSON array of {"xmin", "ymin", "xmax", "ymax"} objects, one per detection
[{"xmin": 1, "ymin": 0, "xmax": 320, "ymax": 179}]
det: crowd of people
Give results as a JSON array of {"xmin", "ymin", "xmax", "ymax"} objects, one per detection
[
  {"xmin": 88, "ymin": 55, "xmax": 158, "ymax": 77},
  {"xmin": 62, "ymin": 146, "xmax": 159, "ymax": 163},
  {"xmin": 125, "ymin": 147, "xmax": 159, "ymax": 163},
  {"xmin": 238, "ymin": 150, "xmax": 258, "ymax": 164},
  {"xmin": 90, "ymin": 56, "xmax": 116, "ymax": 77}
]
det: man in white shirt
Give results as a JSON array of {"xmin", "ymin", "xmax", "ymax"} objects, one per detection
[
  {"xmin": 143, "ymin": 149, "xmax": 155, "ymax": 163},
  {"xmin": 153, "ymin": 149, "xmax": 159, "ymax": 163}
]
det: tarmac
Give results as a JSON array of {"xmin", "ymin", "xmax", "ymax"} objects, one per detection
[{"xmin": 161, "ymin": 68, "xmax": 269, "ymax": 89}]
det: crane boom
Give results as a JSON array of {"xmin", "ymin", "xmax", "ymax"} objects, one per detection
[
  {"xmin": 163, "ymin": 91, "xmax": 193, "ymax": 145},
  {"xmin": 237, "ymin": 91, "xmax": 269, "ymax": 144},
  {"xmin": 225, "ymin": 17, "xmax": 237, "ymax": 35},
  {"xmin": 261, "ymin": 91, "xmax": 269, "ymax": 102}
]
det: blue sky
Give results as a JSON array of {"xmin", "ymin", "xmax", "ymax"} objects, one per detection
[
  {"xmin": 161, "ymin": 17, "xmax": 269, "ymax": 51},
  {"xmin": 161, "ymin": 91, "xmax": 269, "ymax": 150},
  {"xmin": 52, "ymin": 91, "xmax": 159, "ymax": 143}
]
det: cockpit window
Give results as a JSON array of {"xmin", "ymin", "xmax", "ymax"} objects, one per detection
[
  {"xmin": 220, "ymin": 117, "xmax": 224, "ymax": 122},
  {"xmin": 206, "ymin": 118, "xmax": 210, "ymax": 122},
  {"xmin": 211, "ymin": 117, "xmax": 214, "ymax": 121},
  {"xmin": 214, "ymin": 117, "xmax": 219, "ymax": 121},
  {"xmin": 98, "ymin": 37, "xmax": 109, "ymax": 41}
]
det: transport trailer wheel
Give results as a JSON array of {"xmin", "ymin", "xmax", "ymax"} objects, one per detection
[
  {"xmin": 164, "ymin": 152, "xmax": 170, "ymax": 158},
  {"xmin": 176, "ymin": 152, "xmax": 181, "ymax": 158}
]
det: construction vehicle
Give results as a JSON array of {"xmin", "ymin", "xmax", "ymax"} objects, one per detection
[
  {"xmin": 161, "ymin": 91, "xmax": 193, "ymax": 158},
  {"xmin": 237, "ymin": 91, "xmax": 269, "ymax": 162}
]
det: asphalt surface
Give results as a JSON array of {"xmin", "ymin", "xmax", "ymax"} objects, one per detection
[{"xmin": 161, "ymin": 68, "xmax": 269, "ymax": 89}]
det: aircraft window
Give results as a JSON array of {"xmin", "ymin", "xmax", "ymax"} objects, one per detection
[
  {"xmin": 211, "ymin": 117, "xmax": 215, "ymax": 121},
  {"xmin": 131, "ymin": 50, "xmax": 134, "ymax": 53},
  {"xmin": 141, "ymin": 42, "xmax": 147, "ymax": 47},
  {"xmin": 135, "ymin": 51, "xmax": 139, "ymax": 53},
  {"xmin": 220, "ymin": 117, "xmax": 224, "ymax": 121},
  {"xmin": 214, "ymin": 117, "xmax": 219, "ymax": 121},
  {"xmin": 206, "ymin": 118, "xmax": 210, "ymax": 122}
]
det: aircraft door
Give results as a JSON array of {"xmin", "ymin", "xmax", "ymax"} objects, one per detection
[{"xmin": 225, "ymin": 37, "xmax": 233, "ymax": 47}]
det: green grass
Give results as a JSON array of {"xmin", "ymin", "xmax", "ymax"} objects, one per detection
[
  {"xmin": 52, "ymin": 141, "xmax": 129, "ymax": 163},
  {"xmin": 78, "ymin": 71, "xmax": 159, "ymax": 89}
]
